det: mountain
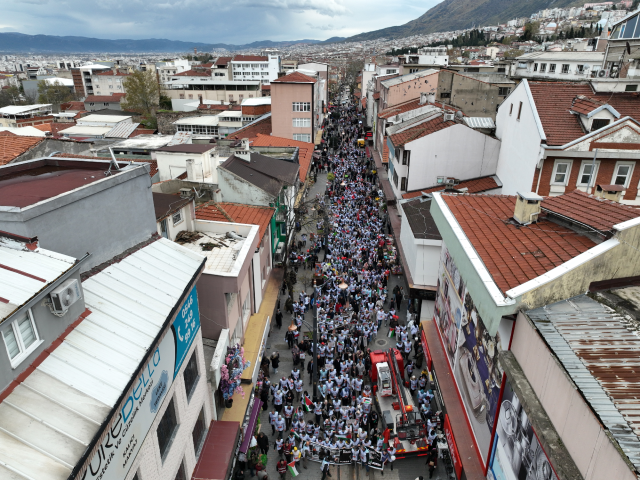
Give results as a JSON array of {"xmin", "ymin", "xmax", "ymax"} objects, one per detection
[
  {"xmin": 344, "ymin": 0, "xmax": 582, "ymax": 42},
  {"xmin": 0, "ymin": 32, "xmax": 343, "ymax": 53}
]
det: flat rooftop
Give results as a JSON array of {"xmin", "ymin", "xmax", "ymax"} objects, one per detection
[{"xmin": 0, "ymin": 158, "xmax": 133, "ymax": 208}]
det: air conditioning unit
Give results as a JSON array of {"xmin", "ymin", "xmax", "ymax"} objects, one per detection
[
  {"xmin": 444, "ymin": 113, "xmax": 455, "ymax": 122},
  {"xmin": 274, "ymin": 242, "xmax": 285, "ymax": 264},
  {"xmin": 598, "ymin": 69, "xmax": 609, "ymax": 78},
  {"xmin": 591, "ymin": 67, "xmax": 600, "ymax": 78},
  {"xmin": 50, "ymin": 279, "xmax": 81, "ymax": 314}
]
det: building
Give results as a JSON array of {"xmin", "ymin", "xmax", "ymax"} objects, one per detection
[
  {"xmin": 165, "ymin": 69, "xmax": 262, "ymax": 105},
  {"xmin": 230, "ymin": 54, "xmax": 280, "ymax": 84},
  {"xmin": 601, "ymin": 9, "xmax": 640, "ymax": 88},
  {"xmin": 513, "ymin": 51, "xmax": 605, "ymax": 80},
  {"xmin": 398, "ymin": 46, "xmax": 449, "ymax": 74},
  {"xmin": 270, "ymin": 71, "xmax": 326, "ymax": 143},
  {"xmin": 83, "ymin": 93, "xmax": 126, "ymax": 111},
  {"xmin": 153, "ymin": 192, "xmax": 196, "ymax": 240},
  {"xmin": 58, "ymin": 113, "xmax": 136, "ymax": 140},
  {"xmin": 157, "ymin": 59, "xmax": 191, "ymax": 87},
  {"xmin": 0, "ymin": 104, "xmax": 52, "ymax": 128},
  {"xmin": 155, "ymin": 143, "xmax": 217, "ymax": 182},
  {"xmin": 494, "ymin": 80, "xmax": 640, "ymax": 202},
  {"xmin": 91, "ymin": 69, "xmax": 129, "ymax": 96},
  {"xmin": 70, "ymin": 62, "xmax": 111, "ymax": 97},
  {"xmin": 421, "ymin": 189, "xmax": 640, "ymax": 479}
]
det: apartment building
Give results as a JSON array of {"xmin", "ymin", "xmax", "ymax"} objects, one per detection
[
  {"xmin": 512, "ymin": 51, "xmax": 605, "ymax": 80},
  {"xmin": 230, "ymin": 54, "xmax": 280, "ymax": 84},
  {"xmin": 91, "ymin": 69, "xmax": 129, "ymax": 96}
]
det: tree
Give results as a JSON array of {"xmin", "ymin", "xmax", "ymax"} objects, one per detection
[
  {"xmin": 121, "ymin": 70, "xmax": 160, "ymax": 117},
  {"xmin": 344, "ymin": 59, "xmax": 364, "ymax": 95},
  {"xmin": 37, "ymin": 80, "xmax": 73, "ymax": 107},
  {"xmin": 159, "ymin": 93, "xmax": 172, "ymax": 111},
  {"xmin": 521, "ymin": 22, "xmax": 540, "ymax": 41},
  {"xmin": 0, "ymin": 86, "xmax": 21, "ymax": 108}
]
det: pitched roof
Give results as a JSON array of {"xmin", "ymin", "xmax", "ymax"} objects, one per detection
[
  {"xmin": 60, "ymin": 101, "xmax": 85, "ymax": 111},
  {"xmin": 528, "ymin": 82, "xmax": 640, "ymax": 146},
  {"xmin": 251, "ymin": 133, "xmax": 313, "ymax": 182},
  {"xmin": 152, "ymin": 192, "xmax": 192, "ymax": 221},
  {"xmin": 402, "ymin": 176, "xmax": 500, "ymax": 199},
  {"xmin": 542, "ymin": 189, "xmax": 640, "ymax": 233},
  {"xmin": 570, "ymin": 95, "xmax": 607, "ymax": 116},
  {"xmin": 271, "ymin": 72, "xmax": 316, "ymax": 84},
  {"xmin": 389, "ymin": 115, "xmax": 456, "ymax": 147},
  {"xmin": 378, "ymin": 98, "xmax": 421, "ymax": 119},
  {"xmin": 215, "ymin": 56, "xmax": 232, "ymax": 66},
  {"xmin": 173, "ymin": 69, "xmax": 211, "ymax": 77},
  {"xmin": 232, "ymin": 55, "xmax": 268, "ymax": 62},
  {"xmin": 84, "ymin": 93, "xmax": 126, "ymax": 103},
  {"xmin": 402, "ymin": 198, "xmax": 442, "ymax": 240},
  {"xmin": 197, "ymin": 104, "xmax": 228, "ymax": 111},
  {"xmin": 221, "ymin": 152, "xmax": 299, "ymax": 197},
  {"xmin": 0, "ymin": 136, "xmax": 43, "ymax": 165},
  {"xmin": 442, "ymin": 194, "xmax": 596, "ymax": 293},
  {"xmin": 94, "ymin": 70, "xmax": 129, "ymax": 76},
  {"xmin": 229, "ymin": 114, "xmax": 272, "ymax": 140},
  {"xmin": 158, "ymin": 144, "xmax": 214, "ymax": 153},
  {"xmin": 196, "ymin": 202, "xmax": 275, "ymax": 239}
]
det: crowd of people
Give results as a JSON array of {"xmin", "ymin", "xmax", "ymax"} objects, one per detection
[{"xmin": 245, "ymin": 97, "xmax": 440, "ymax": 480}]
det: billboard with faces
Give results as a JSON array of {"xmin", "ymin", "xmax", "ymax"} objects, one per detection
[{"xmin": 433, "ymin": 246, "xmax": 506, "ymax": 462}]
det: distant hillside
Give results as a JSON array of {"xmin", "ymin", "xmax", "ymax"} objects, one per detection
[
  {"xmin": 0, "ymin": 32, "xmax": 344, "ymax": 53},
  {"xmin": 345, "ymin": 0, "xmax": 583, "ymax": 42}
]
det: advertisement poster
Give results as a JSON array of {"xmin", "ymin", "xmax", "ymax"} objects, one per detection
[
  {"xmin": 488, "ymin": 380, "xmax": 558, "ymax": 480},
  {"xmin": 80, "ymin": 286, "xmax": 201, "ymax": 480},
  {"xmin": 434, "ymin": 246, "xmax": 504, "ymax": 461},
  {"xmin": 443, "ymin": 414, "xmax": 463, "ymax": 479}
]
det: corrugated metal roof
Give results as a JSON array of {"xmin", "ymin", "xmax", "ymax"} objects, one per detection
[
  {"xmin": 463, "ymin": 117, "xmax": 495, "ymax": 129},
  {"xmin": 0, "ymin": 244, "xmax": 77, "ymax": 322},
  {"xmin": 528, "ymin": 295, "xmax": 640, "ymax": 472},
  {"xmin": 105, "ymin": 122, "xmax": 140, "ymax": 138},
  {"xmin": 0, "ymin": 238, "xmax": 204, "ymax": 480}
]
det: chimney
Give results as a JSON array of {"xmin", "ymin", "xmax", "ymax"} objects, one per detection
[
  {"xmin": 199, "ymin": 96, "xmax": 203, "ymax": 105},
  {"xmin": 419, "ymin": 92, "xmax": 428, "ymax": 105},
  {"xmin": 513, "ymin": 191, "xmax": 543, "ymax": 225},
  {"xmin": 595, "ymin": 184, "xmax": 623, "ymax": 203},
  {"xmin": 213, "ymin": 189, "xmax": 223, "ymax": 203}
]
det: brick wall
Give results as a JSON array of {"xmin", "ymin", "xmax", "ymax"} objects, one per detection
[
  {"xmin": 242, "ymin": 104, "xmax": 270, "ymax": 116},
  {"xmin": 127, "ymin": 330, "xmax": 214, "ymax": 480}
]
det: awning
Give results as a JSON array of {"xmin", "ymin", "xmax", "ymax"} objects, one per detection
[
  {"xmin": 239, "ymin": 398, "xmax": 263, "ymax": 453},
  {"xmin": 192, "ymin": 421, "xmax": 240, "ymax": 480}
]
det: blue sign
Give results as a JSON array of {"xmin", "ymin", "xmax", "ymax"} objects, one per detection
[
  {"xmin": 150, "ymin": 370, "xmax": 169, "ymax": 414},
  {"xmin": 172, "ymin": 286, "xmax": 200, "ymax": 378}
]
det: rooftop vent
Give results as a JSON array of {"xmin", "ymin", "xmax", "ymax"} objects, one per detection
[
  {"xmin": 443, "ymin": 112, "xmax": 455, "ymax": 122},
  {"xmin": 514, "ymin": 191, "xmax": 543, "ymax": 225},
  {"xmin": 595, "ymin": 184, "xmax": 623, "ymax": 203}
]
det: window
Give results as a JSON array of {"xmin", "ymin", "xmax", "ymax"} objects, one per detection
[
  {"xmin": 409, "ymin": 68, "xmax": 419, "ymax": 73},
  {"xmin": 392, "ymin": 169, "xmax": 398, "ymax": 187},
  {"xmin": 533, "ymin": 63, "xmax": 538, "ymax": 72},
  {"xmin": 293, "ymin": 134, "xmax": 311, "ymax": 142},
  {"xmin": 292, "ymin": 118, "xmax": 311, "ymax": 127},
  {"xmin": 539, "ymin": 63, "xmax": 547, "ymax": 73},
  {"xmin": 242, "ymin": 293, "xmax": 251, "ymax": 323},
  {"xmin": 157, "ymin": 398, "xmax": 178, "ymax": 460},
  {"xmin": 591, "ymin": 118, "xmax": 610, "ymax": 131},
  {"xmin": 172, "ymin": 210, "xmax": 183, "ymax": 226},
  {"xmin": 579, "ymin": 161, "xmax": 598, "ymax": 186},
  {"xmin": 549, "ymin": 64, "xmax": 556, "ymax": 73},
  {"xmin": 386, "ymin": 69, "xmax": 396, "ymax": 74},
  {"xmin": 188, "ymin": 94, "xmax": 193, "ymax": 99},
  {"xmin": 509, "ymin": 103, "xmax": 513, "ymax": 115},
  {"xmin": 614, "ymin": 164, "xmax": 633, "ymax": 186},
  {"xmin": 400, "ymin": 177, "xmax": 408, "ymax": 191},
  {"xmin": 577, "ymin": 64, "xmax": 584, "ymax": 74},
  {"xmin": 292, "ymin": 102, "xmax": 311, "ymax": 112},
  {"xmin": 402, "ymin": 150, "xmax": 410, "ymax": 166},
  {"xmin": 553, "ymin": 161, "xmax": 571, "ymax": 184},
  {"xmin": 2, "ymin": 309, "xmax": 40, "ymax": 367},
  {"xmin": 174, "ymin": 460, "xmax": 187, "ymax": 480},
  {"xmin": 179, "ymin": 94, "xmax": 185, "ymax": 99},
  {"xmin": 561, "ymin": 64, "xmax": 570, "ymax": 74},
  {"xmin": 440, "ymin": 92, "xmax": 451, "ymax": 99},
  {"xmin": 498, "ymin": 87, "xmax": 511, "ymax": 96},
  {"xmin": 192, "ymin": 408, "xmax": 207, "ymax": 457},
  {"xmin": 517, "ymin": 101, "xmax": 523, "ymax": 120},
  {"xmin": 183, "ymin": 351, "xmax": 199, "ymax": 400},
  {"xmin": 625, "ymin": 84, "xmax": 638, "ymax": 92},
  {"xmin": 176, "ymin": 125, "xmax": 218, "ymax": 135}
]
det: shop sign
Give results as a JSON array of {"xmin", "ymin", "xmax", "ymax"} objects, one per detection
[
  {"xmin": 444, "ymin": 414, "xmax": 463, "ymax": 479},
  {"xmin": 79, "ymin": 286, "xmax": 200, "ymax": 480},
  {"xmin": 421, "ymin": 330, "xmax": 433, "ymax": 371}
]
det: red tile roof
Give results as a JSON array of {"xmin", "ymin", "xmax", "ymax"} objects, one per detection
[
  {"xmin": 0, "ymin": 136, "xmax": 44, "ymax": 165},
  {"xmin": 382, "ymin": 137, "xmax": 389, "ymax": 164},
  {"xmin": 542, "ymin": 189, "xmax": 640, "ymax": 232},
  {"xmin": 389, "ymin": 116, "xmax": 456, "ymax": 147},
  {"xmin": 232, "ymin": 55, "xmax": 268, "ymax": 62},
  {"xmin": 196, "ymin": 202, "xmax": 275, "ymax": 239},
  {"xmin": 379, "ymin": 98, "xmax": 421, "ymax": 119},
  {"xmin": 173, "ymin": 69, "xmax": 211, "ymax": 77},
  {"xmin": 570, "ymin": 95, "xmax": 606, "ymax": 116},
  {"xmin": 229, "ymin": 115, "xmax": 272, "ymax": 140},
  {"xmin": 130, "ymin": 128, "xmax": 156, "ymax": 137},
  {"xmin": 215, "ymin": 57, "xmax": 232, "ymax": 66},
  {"xmin": 262, "ymin": 84, "xmax": 271, "ymax": 91},
  {"xmin": 197, "ymin": 104, "xmax": 228, "ymax": 111},
  {"xmin": 528, "ymin": 82, "xmax": 640, "ymax": 146},
  {"xmin": 402, "ymin": 176, "xmax": 499, "ymax": 199},
  {"xmin": 272, "ymin": 72, "xmax": 316, "ymax": 83},
  {"xmin": 251, "ymin": 133, "xmax": 313, "ymax": 182},
  {"xmin": 84, "ymin": 93, "xmax": 126, "ymax": 103},
  {"xmin": 442, "ymin": 194, "xmax": 596, "ymax": 293},
  {"xmin": 60, "ymin": 101, "xmax": 85, "ymax": 111}
]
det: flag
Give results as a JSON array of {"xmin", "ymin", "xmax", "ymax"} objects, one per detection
[
  {"xmin": 304, "ymin": 395, "xmax": 313, "ymax": 412},
  {"xmin": 288, "ymin": 462, "xmax": 299, "ymax": 477}
]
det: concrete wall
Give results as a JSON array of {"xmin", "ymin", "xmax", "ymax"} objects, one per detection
[
  {"xmin": 0, "ymin": 269, "xmax": 85, "ymax": 392},
  {"xmin": 156, "ymin": 151, "xmax": 213, "ymax": 182},
  {"xmin": 511, "ymin": 312, "xmax": 636, "ymax": 480},
  {"xmin": 382, "ymin": 71, "xmax": 439, "ymax": 109},
  {"xmin": 399, "ymin": 208, "xmax": 442, "ymax": 287},
  {"xmin": 437, "ymin": 70, "xmax": 511, "ymax": 120},
  {"xmin": 217, "ymin": 168, "xmax": 274, "ymax": 206},
  {"xmin": 271, "ymin": 82, "xmax": 314, "ymax": 141},
  {"xmin": 156, "ymin": 202, "xmax": 195, "ymax": 241},
  {"xmin": 0, "ymin": 164, "xmax": 157, "ymax": 273},
  {"xmin": 495, "ymin": 81, "xmax": 544, "ymax": 195},
  {"xmin": 126, "ymin": 330, "xmax": 213, "ymax": 480},
  {"xmin": 13, "ymin": 138, "xmax": 95, "ymax": 163}
]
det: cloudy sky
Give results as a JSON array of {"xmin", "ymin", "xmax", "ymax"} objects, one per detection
[{"xmin": 2, "ymin": 0, "xmax": 442, "ymax": 44}]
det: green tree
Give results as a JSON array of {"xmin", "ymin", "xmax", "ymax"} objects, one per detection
[
  {"xmin": 0, "ymin": 86, "xmax": 21, "ymax": 108},
  {"xmin": 37, "ymin": 80, "xmax": 74, "ymax": 107},
  {"xmin": 521, "ymin": 22, "xmax": 540, "ymax": 41},
  {"xmin": 121, "ymin": 70, "xmax": 160, "ymax": 117},
  {"xmin": 159, "ymin": 93, "xmax": 172, "ymax": 110}
]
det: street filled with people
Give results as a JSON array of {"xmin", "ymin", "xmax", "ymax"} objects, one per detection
[{"xmin": 239, "ymin": 92, "xmax": 443, "ymax": 480}]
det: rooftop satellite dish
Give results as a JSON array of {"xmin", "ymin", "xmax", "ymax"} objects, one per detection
[{"xmin": 455, "ymin": 110, "xmax": 463, "ymax": 119}]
